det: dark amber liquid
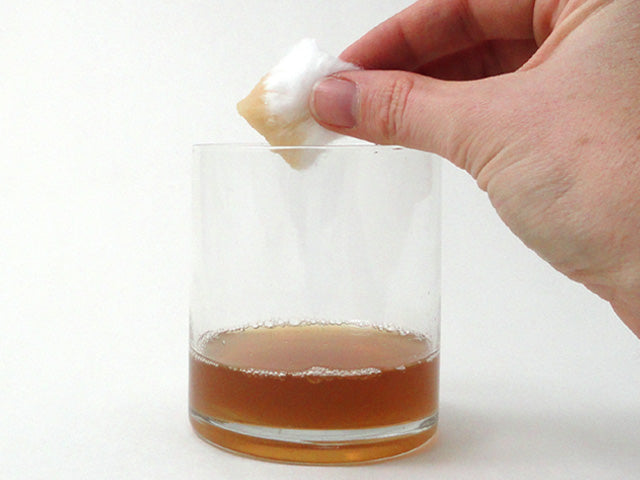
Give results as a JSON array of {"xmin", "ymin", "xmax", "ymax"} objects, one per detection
[{"xmin": 189, "ymin": 322, "xmax": 439, "ymax": 463}]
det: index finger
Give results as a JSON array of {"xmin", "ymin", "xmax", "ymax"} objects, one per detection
[{"xmin": 340, "ymin": 0, "xmax": 535, "ymax": 70}]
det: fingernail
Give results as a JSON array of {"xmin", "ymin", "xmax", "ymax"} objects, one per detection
[{"xmin": 311, "ymin": 77, "xmax": 358, "ymax": 128}]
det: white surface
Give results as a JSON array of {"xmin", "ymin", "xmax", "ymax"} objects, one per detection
[{"xmin": 1, "ymin": 2, "xmax": 639, "ymax": 479}]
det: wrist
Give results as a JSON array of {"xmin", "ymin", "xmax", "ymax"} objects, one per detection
[
  {"xmin": 588, "ymin": 280, "xmax": 640, "ymax": 338},
  {"xmin": 610, "ymin": 291, "xmax": 640, "ymax": 339}
]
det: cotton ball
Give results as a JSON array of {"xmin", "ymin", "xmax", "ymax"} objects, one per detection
[{"xmin": 237, "ymin": 39, "xmax": 360, "ymax": 168}]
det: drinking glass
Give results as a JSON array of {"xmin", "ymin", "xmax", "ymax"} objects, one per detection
[{"xmin": 190, "ymin": 144, "xmax": 440, "ymax": 464}]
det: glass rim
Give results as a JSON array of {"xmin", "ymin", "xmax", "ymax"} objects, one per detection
[{"xmin": 192, "ymin": 143, "xmax": 409, "ymax": 151}]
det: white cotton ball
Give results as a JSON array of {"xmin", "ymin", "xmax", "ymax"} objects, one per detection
[
  {"xmin": 237, "ymin": 39, "xmax": 360, "ymax": 168},
  {"xmin": 263, "ymin": 39, "xmax": 357, "ymax": 124}
]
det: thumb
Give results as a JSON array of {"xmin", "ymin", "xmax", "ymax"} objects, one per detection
[{"xmin": 310, "ymin": 69, "xmax": 517, "ymax": 176}]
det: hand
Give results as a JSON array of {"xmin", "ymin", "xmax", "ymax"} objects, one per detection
[{"xmin": 310, "ymin": 0, "xmax": 640, "ymax": 337}]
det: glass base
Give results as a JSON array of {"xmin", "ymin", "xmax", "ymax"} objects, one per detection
[{"xmin": 190, "ymin": 409, "xmax": 438, "ymax": 464}]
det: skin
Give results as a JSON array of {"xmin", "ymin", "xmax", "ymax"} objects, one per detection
[{"xmin": 309, "ymin": 0, "xmax": 640, "ymax": 337}]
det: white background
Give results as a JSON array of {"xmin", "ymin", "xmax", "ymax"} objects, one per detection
[{"xmin": 1, "ymin": 1, "xmax": 639, "ymax": 479}]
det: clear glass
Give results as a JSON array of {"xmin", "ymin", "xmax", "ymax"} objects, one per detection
[{"xmin": 190, "ymin": 144, "xmax": 441, "ymax": 464}]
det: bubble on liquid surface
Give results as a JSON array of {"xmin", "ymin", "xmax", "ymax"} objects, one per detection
[{"xmin": 293, "ymin": 366, "xmax": 383, "ymax": 381}]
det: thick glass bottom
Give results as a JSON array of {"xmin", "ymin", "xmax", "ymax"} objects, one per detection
[{"xmin": 190, "ymin": 409, "xmax": 438, "ymax": 464}]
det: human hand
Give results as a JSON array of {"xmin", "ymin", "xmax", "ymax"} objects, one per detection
[{"xmin": 310, "ymin": 0, "xmax": 640, "ymax": 337}]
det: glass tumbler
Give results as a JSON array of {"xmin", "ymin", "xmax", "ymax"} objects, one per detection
[{"xmin": 190, "ymin": 144, "xmax": 441, "ymax": 464}]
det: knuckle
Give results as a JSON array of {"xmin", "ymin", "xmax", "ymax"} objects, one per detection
[{"xmin": 374, "ymin": 75, "xmax": 416, "ymax": 143}]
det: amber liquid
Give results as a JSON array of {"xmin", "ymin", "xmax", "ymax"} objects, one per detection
[{"xmin": 189, "ymin": 321, "xmax": 439, "ymax": 464}]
